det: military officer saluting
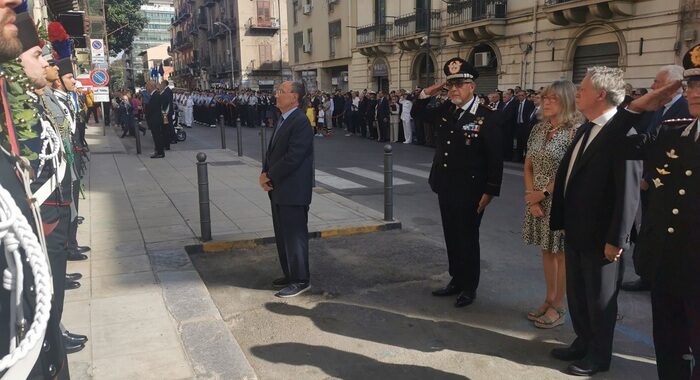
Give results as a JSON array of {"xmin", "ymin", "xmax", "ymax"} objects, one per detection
[
  {"xmin": 609, "ymin": 43, "xmax": 700, "ymax": 380},
  {"xmin": 411, "ymin": 57, "xmax": 503, "ymax": 307}
]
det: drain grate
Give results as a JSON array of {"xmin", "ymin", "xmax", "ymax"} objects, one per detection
[{"xmin": 208, "ymin": 161, "xmax": 245, "ymax": 166}]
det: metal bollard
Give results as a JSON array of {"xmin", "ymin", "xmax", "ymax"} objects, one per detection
[
  {"xmin": 236, "ymin": 116, "xmax": 243, "ymax": 157},
  {"xmin": 219, "ymin": 115, "xmax": 226, "ymax": 149},
  {"xmin": 383, "ymin": 144, "xmax": 393, "ymax": 221},
  {"xmin": 134, "ymin": 121, "xmax": 142, "ymax": 154},
  {"xmin": 196, "ymin": 152, "xmax": 212, "ymax": 241},
  {"xmin": 312, "ymin": 138, "xmax": 316, "ymax": 187},
  {"xmin": 260, "ymin": 126, "xmax": 267, "ymax": 162}
]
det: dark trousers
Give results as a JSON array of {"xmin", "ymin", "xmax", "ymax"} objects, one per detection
[
  {"xmin": 87, "ymin": 106, "xmax": 99, "ymax": 123},
  {"xmin": 248, "ymin": 106, "xmax": 258, "ymax": 127},
  {"xmin": 378, "ymin": 118, "xmax": 389, "ymax": 141},
  {"xmin": 437, "ymin": 190, "xmax": 483, "ymax": 292},
  {"xmin": 271, "ymin": 203, "xmax": 310, "ymax": 283},
  {"xmin": 651, "ymin": 284, "xmax": 700, "ymax": 380},
  {"xmin": 350, "ymin": 111, "xmax": 359, "ymax": 134},
  {"xmin": 632, "ymin": 191, "xmax": 650, "ymax": 281},
  {"xmin": 43, "ymin": 205, "xmax": 70, "ymax": 322},
  {"xmin": 502, "ymin": 125, "xmax": 515, "ymax": 161},
  {"xmin": 103, "ymin": 103, "xmax": 110, "ymax": 126},
  {"xmin": 359, "ymin": 115, "xmax": 367, "ymax": 137},
  {"xmin": 67, "ymin": 179, "xmax": 80, "ymax": 252},
  {"xmin": 515, "ymin": 122, "xmax": 530, "ymax": 162},
  {"xmin": 151, "ymin": 125, "xmax": 165, "ymax": 154},
  {"xmin": 565, "ymin": 244, "xmax": 623, "ymax": 366}
]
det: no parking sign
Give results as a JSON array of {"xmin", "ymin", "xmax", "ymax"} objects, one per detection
[{"xmin": 90, "ymin": 69, "xmax": 110, "ymax": 87}]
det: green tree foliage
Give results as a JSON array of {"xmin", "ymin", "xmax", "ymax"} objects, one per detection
[
  {"xmin": 109, "ymin": 60, "xmax": 126, "ymax": 91},
  {"xmin": 105, "ymin": 0, "xmax": 148, "ymax": 54}
]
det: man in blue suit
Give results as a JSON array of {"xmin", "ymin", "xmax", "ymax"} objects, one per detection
[{"xmin": 260, "ymin": 81, "xmax": 314, "ymax": 298}]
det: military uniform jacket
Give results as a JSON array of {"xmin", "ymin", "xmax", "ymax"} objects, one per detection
[
  {"xmin": 411, "ymin": 95, "xmax": 503, "ymax": 196},
  {"xmin": 630, "ymin": 118, "xmax": 700, "ymax": 296}
]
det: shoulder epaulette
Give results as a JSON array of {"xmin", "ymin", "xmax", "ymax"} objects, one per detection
[{"xmin": 661, "ymin": 118, "xmax": 695, "ymax": 126}]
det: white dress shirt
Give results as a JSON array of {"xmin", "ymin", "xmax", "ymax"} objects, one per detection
[{"xmin": 565, "ymin": 107, "xmax": 619, "ymax": 188}]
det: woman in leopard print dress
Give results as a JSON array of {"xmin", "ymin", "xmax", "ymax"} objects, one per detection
[{"xmin": 522, "ymin": 80, "xmax": 582, "ymax": 329}]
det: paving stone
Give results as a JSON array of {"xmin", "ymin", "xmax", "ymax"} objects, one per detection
[
  {"xmin": 90, "ymin": 292, "xmax": 169, "ymax": 327},
  {"xmin": 92, "ymin": 271, "xmax": 159, "ymax": 299},
  {"xmin": 157, "ymin": 270, "xmax": 220, "ymax": 322}
]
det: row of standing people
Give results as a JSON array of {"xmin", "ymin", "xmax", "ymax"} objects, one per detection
[
  {"xmin": 411, "ymin": 48, "xmax": 698, "ymax": 379},
  {"xmin": 1, "ymin": 10, "xmax": 94, "ymax": 379}
]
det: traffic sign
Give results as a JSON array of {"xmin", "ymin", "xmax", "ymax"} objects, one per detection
[{"xmin": 90, "ymin": 69, "xmax": 110, "ymax": 86}]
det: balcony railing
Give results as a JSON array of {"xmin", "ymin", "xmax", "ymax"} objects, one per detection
[
  {"xmin": 392, "ymin": 10, "xmax": 441, "ymax": 39},
  {"xmin": 447, "ymin": 0, "xmax": 507, "ymax": 26},
  {"xmin": 204, "ymin": 0, "xmax": 215, "ymax": 7},
  {"xmin": 247, "ymin": 17, "xmax": 280, "ymax": 32},
  {"xmin": 544, "ymin": 0, "xmax": 573, "ymax": 4},
  {"xmin": 188, "ymin": 22, "xmax": 198, "ymax": 35},
  {"xmin": 356, "ymin": 23, "xmax": 393, "ymax": 47}
]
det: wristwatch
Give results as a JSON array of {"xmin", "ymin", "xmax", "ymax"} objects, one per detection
[{"xmin": 543, "ymin": 190, "xmax": 551, "ymax": 198}]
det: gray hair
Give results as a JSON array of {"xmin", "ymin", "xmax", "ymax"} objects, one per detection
[
  {"xmin": 586, "ymin": 66, "xmax": 626, "ymax": 106},
  {"xmin": 658, "ymin": 65, "xmax": 684, "ymax": 82},
  {"xmin": 290, "ymin": 81, "xmax": 306, "ymax": 108}
]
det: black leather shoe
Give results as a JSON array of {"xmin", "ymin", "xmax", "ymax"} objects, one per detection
[
  {"xmin": 272, "ymin": 277, "xmax": 289, "ymax": 289},
  {"xmin": 67, "ymin": 252, "xmax": 88, "ymax": 261},
  {"xmin": 432, "ymin": 280, "xmax": 461, "ymax": 297},
  {"xmin": 64, "ymin": 331, "xmax": 88, "ymax": 344},
  {"xmin": 76, "ymin": 216, "xmax": 84, "ymax": 224},
  {"xmin": 551, "ymin": 346, "xmax": 587, "ymax": 361},
  {"xmin": 275, "ymin": 282, "xmax": 310, "ymax": 298},
  {"xmin": 454, "ymin": 291, "xmax": 476, "ymax": 308},
  {"xmin": 63, "ymin": 339, "xmax": 85, "ymax": 354},
  {"xmin": 164, "ymin": 147, "xmax": 171, "ymax": 150},
  {"xmin": 567, "ymin": 359, "xmax": 609, "ymax": 376},
  {"xmin": 65, "ymin": 280, "xmax": 81, "ymax": 290},
  {"xmin": 76, "ymin": 246, "xmax": 91, "ymax": 254},
  {"xmin": 150, "ymin": 153, "xmax": 165, "ymax": 159},
  {"xmin": 621, "ymin": 278, "xmax": 651, "ymax": 292},
  {"xmin": 66, "ymin": 272, "xmax": 82, "ymax": 281}
]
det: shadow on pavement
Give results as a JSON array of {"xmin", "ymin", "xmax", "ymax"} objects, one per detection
[{"xmin": 250, "ymin": 342, "xmax": 470, "ymax": 380}]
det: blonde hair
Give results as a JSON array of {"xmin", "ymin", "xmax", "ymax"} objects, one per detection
[{"xmin": 536, "ymin": 80, "xmax": 583, "ymax": 128}]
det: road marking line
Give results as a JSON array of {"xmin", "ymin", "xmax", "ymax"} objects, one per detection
[
  {"xmin": 387, "ymin": 165, "xmax": 430, "ymax": 179},
  {"xmin": 339, "ymin": 167, "xmax": 413, "ymax": 185},
  {"xmin": 504, "ymin": 168, "xmax": 524, "ymax": 177},
  {"xmin": 315, "ymin": 170, "xmax": 366, "ymax": 189}
]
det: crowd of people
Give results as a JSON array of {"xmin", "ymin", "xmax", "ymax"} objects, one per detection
[
  {"xmin": 0, "ymin": 8, "xmax": 93, "ymax": 379},
  {"xmin": 253, "ymin": 48, "xmax": 698, "ymax": 379}
]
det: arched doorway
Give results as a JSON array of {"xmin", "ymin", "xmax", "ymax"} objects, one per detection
[
  {"xmin": 469, "ymin": 44, "xmax": 499, "ymax": 93},
  {"xmin": 570, "ymin": 27, "xmax": 622, "ymax": 83},
  {"xmin": 412, "ymin": 52, "xmax": 435, "ymax": 89},
  {"xmin": 371, "ymin": 57, "xmax": 390, "ymax": 92}
]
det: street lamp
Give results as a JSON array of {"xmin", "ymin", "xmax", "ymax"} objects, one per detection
[{"xmin": 214, "ymin": 21, "xmax": 236, "ymax": 88}]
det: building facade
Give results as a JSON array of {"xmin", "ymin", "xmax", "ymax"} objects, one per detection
[
  {"xmin": 333, "ymin": 0, "xmax": 699, "ymax": 93},
  {"xmin": 286, "ymin": 0, "xmax": 353, "ymax": 92},
  {"xmin": 170, "ymin": 0, "xmax": 290, "ymax": 91},
  {"xmin": 131, "ymin": 2, "xmax": 175, "ymax": 83},
  {"xmin": 139, "ymin": 44, "xmax": 174, "ymax": 83}
]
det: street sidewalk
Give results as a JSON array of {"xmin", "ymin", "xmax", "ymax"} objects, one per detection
[{"xmin": 63, "ymin": 123, "xmax": 398, "ymax": 379}]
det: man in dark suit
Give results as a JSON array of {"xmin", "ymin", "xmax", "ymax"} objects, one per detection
[
  {"xmin": 365, "ymin": 91, "xmax": 378, "ymax": 140},
  {"xmin": 500, "ymin": 88, "xmax": 518, "ymax": 161},
  {"xmin": 549, "ymin": 66, "xmax": 643, "ymax": 376},
  {"xmin": 515, "ymin": 90, "xmax": 536, "ymax": 162},
  {"xmin": 160, "ymin": 80, "xmax": 175, "ymax": 147},
  {"xmin": 411, "ymin": 58, "xmax": 503, "ymax": 308},
  {"xmin": 623, "ymin": 64, "xmax": 692, "ymax": 292},
  {"xmin": 376, "ymin": 90, "xmax": 390, "ymax": 142},
  {"xmin": 144, "ymin": 81, "xmax": 165, "ymax": 158},
  {"xmin": 260, "ymin": 81, "xmax": 314, "ymax": 298}
]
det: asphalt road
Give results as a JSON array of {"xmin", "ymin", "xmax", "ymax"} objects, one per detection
[{"xmin": 116, "ymin": 119, "xmax": 658, "ymax": 379}]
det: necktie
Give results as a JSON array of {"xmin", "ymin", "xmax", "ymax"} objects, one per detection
[
  {"xmin": 573, "ymin": 122, "xmax": 594, "ymax": 167},
  {"xmin": 518, "ymin": 102, "xmax": 524, "ymax": 123},
  {"xmin": 453, "ymin": 106, "xmax": 463, "ymax": 119},
  {"xmin": 271, "ymin": 116, "xmax": 285, "ymax": 145}
]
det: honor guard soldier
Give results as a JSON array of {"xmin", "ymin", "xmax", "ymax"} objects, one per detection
[
  {"xmin": 0, "ymin": 11, "xmax": 68, "ymax": 379},
  {"xmin": 614, "ymin": 43, "xmax": 700, "ymax": 380},
  {"xmin": 411, "ymin": 57, "xmax": 504, "ymax": 308}
]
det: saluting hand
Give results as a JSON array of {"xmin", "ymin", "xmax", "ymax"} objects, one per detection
[
  {"xmin": 424, "ymin": 82, "xmax": 447, "ymax": 97},
  {"xmin": 628, "ymin": 80, "xmax": 683, "ymax": 113}
]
